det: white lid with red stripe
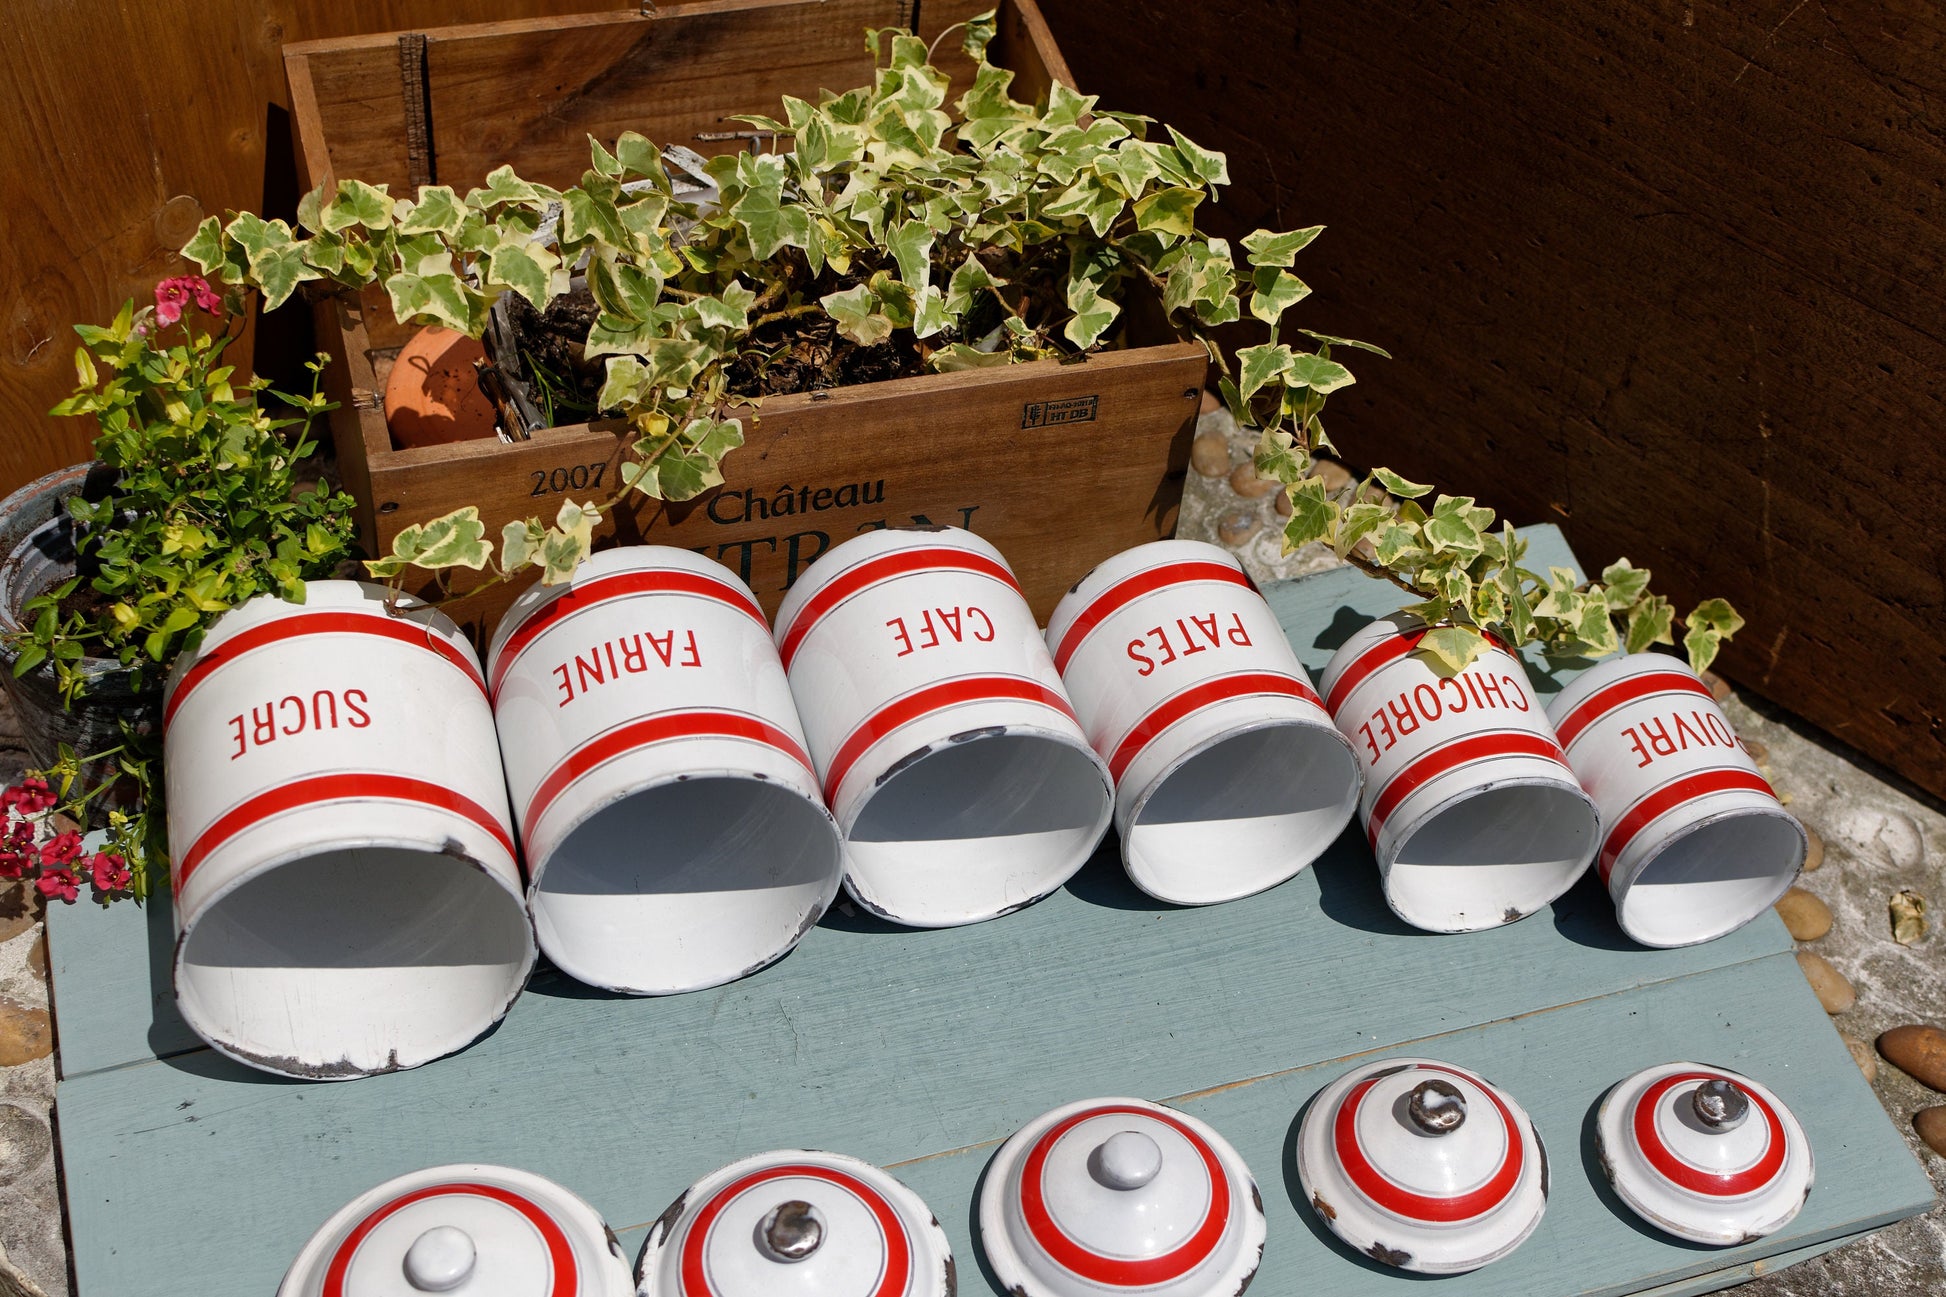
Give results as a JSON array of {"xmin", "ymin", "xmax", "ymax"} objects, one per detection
[
  {"xmin": 638, "ymin": 1149, "xmax": 953, "ymax": 1297},
  {"xmin": 978, "ymin": 1097, "xmax": 1264, "ymax": 1297},
  {"xmin": 1297, "ymin": 1058, "xmax": 1549, "ymax": 1274},
  {"xmin": 278, "ymin": 1163, "xmax": 633, "ymax": 1297},
  {"xmin": 1596, "ymin": 1062, "xmax": 1813, "ymax": 1245},
  {"xmin": 1044, "ymin": 541, "xmax": 1361, "ymax": 906}
]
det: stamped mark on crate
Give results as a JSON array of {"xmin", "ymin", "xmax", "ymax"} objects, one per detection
[
  {"xmin": 1022, "ymin": 395, "xmax": 1098, "ymax": 428},
  {"xmin": 530, "ymin": 462, "xmax": 610, "ymax": 496}
]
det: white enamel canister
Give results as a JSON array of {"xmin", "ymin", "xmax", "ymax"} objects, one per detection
[
  {"xmin": 1045, "ymin": 541, "xmax": 1361, "ymax": 905},
  {"xmin": 775, "ymin": 527, "xmax": 1112, "ymax": 928},
  {"xmin": 278, "ymin": 1163, "xmax": 634, "ymax": 1296},
  {"xmin": 487, "ymin": 547, "xmax": 842, "ymax": 994},
  {"xmin": 162, "ymin": 582, "xmax": 534, "ymax": 1080},
  {"xmin": 1546, "ymin": 653, "xmax": 1804, "ymax": 947},
  {"xmin": 1318, "ymin": 614, "xmax": 1598, "ymax": 932}
]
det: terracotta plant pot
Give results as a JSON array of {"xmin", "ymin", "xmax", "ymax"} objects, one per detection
[
  {"xmin": 383, "ymin": 326, "xmax": 498, "ymax": 448},
  {"xmin": 0, "ymin": 463, "xmax": 159, "ymax": 799}
]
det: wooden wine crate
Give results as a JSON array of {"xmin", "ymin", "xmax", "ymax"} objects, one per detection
[
  {"xmin": 45, "ymin": 528, "xmax": 1934, "ymax": 1295},
  {"xmin": 283, "ymin": 0, "xmax": 1207, "ymax": 643}
]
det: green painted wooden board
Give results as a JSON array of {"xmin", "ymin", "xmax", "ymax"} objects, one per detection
[{"xmin": 47, "ymin": 526, "xmax": 1933, "ymax": 1294}]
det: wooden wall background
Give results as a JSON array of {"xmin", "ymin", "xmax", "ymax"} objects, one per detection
[
  {"xmin": 1038, "ymin": 0, "xmax": 1946, "ymax": 800},
  {"xmin": 1, "ymin": 0, "xmax": 1940, "ymax": 796}
]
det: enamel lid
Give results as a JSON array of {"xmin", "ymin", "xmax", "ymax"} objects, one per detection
[
  {"xmin": 278, "ymin": 1164, "xmax": 634, "ymax": 1297},
  {"xmin": 977, "ymin": 1097, "xmax": 1265, "ymax": 1297},
  {"xmin": 637, "ymin": 1149, "xmax": 954, "ymax": 1297},
  {"xmin": 1596, "ymin": 1062, "xmax": 1813, "ymax": 1245},
  {"xmin": 1296, "ymin": 1058, "xmax": 1548, "ymax": 1274}
]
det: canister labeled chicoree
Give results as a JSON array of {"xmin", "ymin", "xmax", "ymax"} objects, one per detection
[
  {"xmin": 488, "ymin": 547, "xmax": 842, "ymax": 995},
  {"xmin": 163, "ymin": 582, "xmax": 534, "ymax": 1079},
  {"xmin": 278, "ymin": 1163, "xmax": 634, "ymax": 1296},
  {"xmin": 775, "ymin": 528, "xmax": 1112, "ymax": 928},
  {"xmin": 1318, "ymin": 614, "xmax": 1598, "ymax": 932},
  {"xmin": 1546, "ymin": 653, "xmax": 1804, "ymax": 947},
  {"xmin": 1046, "ymin": 540, "xmax": 1360, "ymax": 905}
]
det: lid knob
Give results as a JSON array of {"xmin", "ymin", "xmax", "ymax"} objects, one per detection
[
  {"xmin": 1690, "ymin": 1078, "xmax": 1751, "ymax": 1131},
  {"xmin": 402, "ymin": 1225, "xmax": 477, "ymax": 1292},
  {"xmin": 1088, "ymin": 1129, "xmax": 1164, "ymax": 1190},
  {"xmin": 1406, "ymin": 1079, "xmax": 1468, "ymax": 1135},
  {"xmin": 756, "ymin": 1200, "xmax": 826, "ymax": 1263}
]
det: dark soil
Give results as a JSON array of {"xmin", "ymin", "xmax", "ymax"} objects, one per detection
[
  {"xmin": 502, "ymin": 287, "xmax": 606, "ymax": 419},
  {"xmin": 55, "ymin": 582, "xmax": 114, "ymax": 626},
  {"xmin": 723, "ymin": 312, "xmax": 930, "ymax": 395}
]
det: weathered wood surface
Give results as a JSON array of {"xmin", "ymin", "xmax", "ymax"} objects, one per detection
[
  {"xmin": 1037, "ymin": 0, "xmax": 1946, "ymax": 800},
  {"xmin": 47, "ymin": 528, "xmax": 1932, "ymax": 1293},
  {"xmin": 0, "ymin": 0, "xmax": 636, "ymax": 496}
]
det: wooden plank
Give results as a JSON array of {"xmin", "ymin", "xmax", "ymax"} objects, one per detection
[
  {"xmin": 45, "ymin": 522, "xmax": 1585, "ymax": 1080},
  {"xmin": 1035, "ymin": 0, "xmax": 1946, "ymax": 798}
]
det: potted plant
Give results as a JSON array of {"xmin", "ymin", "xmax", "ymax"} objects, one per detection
[{"xmin": 0, "ymin": 277, "xmax": 359, "ymax": 904}]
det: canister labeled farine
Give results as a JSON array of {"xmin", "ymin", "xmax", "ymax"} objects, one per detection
[
  {"xmin": 1046, "ymin": 541, "xmax": 1360, "ymax": 904},
  {"xmin": 1318, "ymin": 614, "xmax": 1598, "ymax": 931},
  {"xmin": 776, "ymin": 528, "xmax": 1112, "ymax": 928},
  {"xmin": 488, "ymin": 547, "xmax": 842, "ymax": 994},
  {"xmin": 1546, "ymin": 653, "xmax": 1804, "ymax": 947},
  {"xmin": 163, "ymin": 582, "xmax": 534, "ymax": 1079}
]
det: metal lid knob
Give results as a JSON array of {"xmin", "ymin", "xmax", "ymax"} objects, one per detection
[
  {"xmin": 756, "ymin": 1200, "xmax": 825, "ymax": 1263},
  {"xmin": 403, "ymin": 1225, "xmax": 477, "ymax": 1292},
  {"xmin": 1089, "ymin": 1130, "xmax": 1164, "ymax": 1190},
  {"xmin": 1690, "ymin": 1078, "xmax": 1750, "ymax": 1131},
  {"xmin": 1407, "ymin": 1079, "xmax": 1468, "ymax": 1135}
]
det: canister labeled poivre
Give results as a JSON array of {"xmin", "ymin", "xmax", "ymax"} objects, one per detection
[
  {"xmin": 1318, "ymin": 614, "xmax": 1598, "ymax": 931},
  {"xmin": 1046, "ymin": 540, "xmax": 1361, "ymax": 904},
  {"xmin": 776, "ymin": 528, "xmax": 1112, "ymax": 928},
  {"xmin": 164, "ymin": 582, "xmax": 534, "ymax": 1079},
  {"xmin": 1546, "ymin": 653, "xmax": 1804, "ymax": 947},
  {"xmin": 278, "ymin": 1163, "xmax": 633, "ymax": 1296},
  {"xmin": 488, "ymin": 547, "xmax": 842, "ymax": 995},
  {"xmin": 639, "ymin": 1149, "xmax": 954, "ymax": 1297}
]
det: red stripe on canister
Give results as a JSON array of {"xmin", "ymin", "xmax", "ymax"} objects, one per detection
[
  {"xmin": 1019, "ymin": 1104, "xmax": 1230, "ymax": 1286},
  {"xmin": 1323, "ymin": 630, "xmax": 1424, "ymax": 717},
  {"xmin": 1334, "ymin": 1067, "xmax": 1525, "ymax": 1223},
  {"xmin": 490, "ymin": 568, "xmax": 768, "ymax": 699},
  {"xmin": 778, "ymin": 547, "xmax": 1021, "ymax": 671},
  {"xmin": 1050, "ymin": 561, "xmax": 1254, "ymax": 673},
  {"xmin": 821, "ymin": 676, "xmax": 1079, "ymax": 804},
  {"xmin": 1106, "ymin": 670, "xmax": 1321, "ymax": 783},
  {"xmin": 1597, "ymin": 767, "xmax": 1778, "ymax": 882},
  {"xmin": 1630, "ymin": 1072, "xmax": 1787, "ymax": 1196},
  {"xmin": 176, "ymin": 773, "xmax": 515, "ymax": 887},
  {"xmin": 164, "ymin": 611, "xmax": 484, "ymax": 728},
  {"xmin": 680, "ymin": 1163, "xmax": 910, "ymax": 1297},
  {"xmin": 323, "ymin": 1182, "xmax": 578, "ymax": 1297},
  {"xmin": 1365, "ymin": 730, "xmax": 1570, "ymax": 849},
  {"xmin": 1553, "ymin": 669, "xmax": 1714, "ymax": 750},
  {"xmin": 521, "ymin": 710, "xmax": 815, "ymax": 856}
]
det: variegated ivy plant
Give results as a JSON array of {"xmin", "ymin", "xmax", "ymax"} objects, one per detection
[{"xmin": 183, "ymin": 12, "xmax": 1738, "ymax": 675}]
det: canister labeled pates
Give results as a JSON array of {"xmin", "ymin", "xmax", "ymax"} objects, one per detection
[
  {"xmin": 488, "ymin": 547, "xmax": 842, "ymax": 995},
  {"xmin": 639, "ymin": 1149, "xmax": 954, "ymax": 1297},
  {"xmin": 163, "ymin": 582, "xmax": 534, "ymax": 1079},
  {"xmin": 1046, "ymin": 540, "xmax": 1360, "ymax": 905},
  {"xmin": 776, "ymin": 528, "xmax": 1112, "ymax": 928},
  {"xmin": 277, "ymin": 1163, "xmax": 634, "ymax": 1296},
  {"xmin": 1318, "ymin": 614, "xmax": 1598, "ymax": 931},
  {"xmin": 1546, "ymin": 653, "xmax": 1804, "ymax": 947}
]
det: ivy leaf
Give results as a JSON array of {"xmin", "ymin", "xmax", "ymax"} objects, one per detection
[
  {"xmin": 1282, "ymin": 477, "xmax": 1336, "ymax": 549},
  {"xmin": 561, "ymin": 188, "xmax": 629, "ymax": 248},
  {"xmin": 1063, "ymin": 279, "xmax": 1120, "ymax": 349},
  {"xmin": 1248, "ymin": 267, "xmax": 1310, "ymax": 326},
  {"xmin": 1299, "ymin": 329, "xmax": 1392, "ymax": 358},
  {"xmin": 1371, "ymin": 467, "xmax": 1434, "ymax": 499},
  {"xmin": 1576, "ymin": 598, "xmax": 1621, "ymax": 655},
  {"xmin": 487, "ymin": 242, "xmax": 556, "ymax": 309},
  {"xmin": 321, "ymin": 179, "xmax": 393, "ymax": 232},
  {"xmin": 931, "ymin": 343, "xmax": 1015, "ymax": 371},
  {"xmin": 1165, "ymin": 126, "xmax": 1230, "ymax": 187},
  {"xmin": 1424, "ymin": 495, "xmax": 1488, "ymax": 558},
  {"xmin": 1044, "ymin": 174, "xmax": 1124, "ymax": 237},
  {"xmin": 399, "ymin": 185, "xmax": 466, "ymax": 238},
  {"xmin": 625, "ymin": 448, "xmax": 721, "ymax": 501},
  {"xmin": 1284, "ymin": 352, "xmax": 1356, "ymax": 394},
  {"xmin": 1235, "ymin": 343, "xmax": 1292, "ymax": 404},
  {"xmin": 1132, "ymin": 186, "xmax": 1203, "ymax": 238},
  {"xmin": 1624, "ymin": 594, "xmax": 1676, "ymax": 654},
  {"xmin": 1417, "ymin": 625, "xmax": 1490, "ymax": 676},
  {"xmin": 679, "ymin": 415, "xmax": 744, "ymax": 463},
  {"xmin": 469, "ymin": 165, "xmax": 558, "ymax": 211},
  {"xmin": 884, "ymin": 219, "xmax": 936, "ymax": 288},
  {"xmin": 501, "ymin": 519, "xmax": 545, "ymax": 572},
  {"xmin": 946, "ymin": 254, "xmax": 998, "ymax": 314},
  {"xmin": 912, "ymin": 285, "xmax": 951, "ymax": 339},
  {"xmin": 1253, "ymin": 427, "xmax": 1306, "ymax": 483},
  {"xmin": 180, "ymin": 217, "xmax": 225, "ymax": 272},
  {"xmin": 1682, "ymin": 597, "xmax": 1744, "ymax": 674},
  {"xmin": 615, "ymin": 132, "xmax": 669, "ymax": 186},
  {"xmin": 821, "ymin": 284, "xmax": 895, "ymax": 347},
  {"xmin": 730, "ymin": 184, "xmax": 813, "ymax": 260},
  {"xmin": 1333, "ymin": 501, "xmax": 1391, "ymax": 558},
  {"xmin": 1600, "ymin": 558, "xmax": 1653, "ymax": 610},
  {"xmin": 387, "ymin": 507, "xmax": 491, "ymax": 572},
  {"xmin": 1241, "ymin": 226, "xmax": 1324, "ymax": 267},
  {"xmin": 251, "ymin": 244, "xmax": 320, "ymax": 312}
]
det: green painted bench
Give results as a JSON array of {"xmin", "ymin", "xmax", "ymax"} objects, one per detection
[{"xmin": 47, "ymin": 525, "xmax": 1932, "ymax": 1295}]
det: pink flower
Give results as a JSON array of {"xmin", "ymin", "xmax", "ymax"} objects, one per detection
[
  {"xmin": 88, "ymin": 852, "xmax": 131, "ymax": 896},
  {"xmin": 3, "ymin": 778, "xmax": 54, "ymax": 816},
  {"xmin": 154, "ymin": 275, "xmax": 221, "ymax": 328},
  {"xmin": 38, "ymin": 831, "xmax": 82, "ymax": 866},
  {"xmin": 36, "ymin": 868, "xmax": 78, "ymax": 904},
  {"xmin": 0, "ymin": 851, "xmax": 23, "ymax": 882}
]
